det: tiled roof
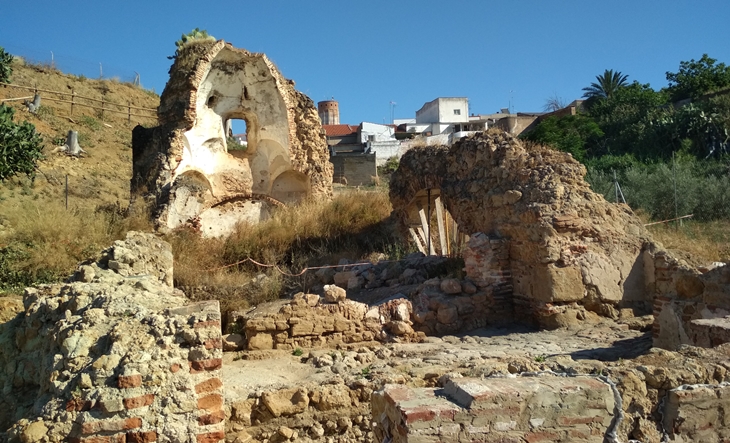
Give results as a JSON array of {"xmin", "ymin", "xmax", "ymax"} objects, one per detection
[{"xmin": 323, "ymin": 124, "xmax": 359, "ymax": 137}]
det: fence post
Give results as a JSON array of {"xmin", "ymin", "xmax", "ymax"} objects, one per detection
[
  {"xmin": 100, "ymin": 96, "xmax": 104, "ymax": 119},
  {"xmin": 70, "ymin": 89, "xmax": 75, "ymax": 115},
  {"xmin": 128, "ymin": 101, "xmax": 131, "ymax": 123}
]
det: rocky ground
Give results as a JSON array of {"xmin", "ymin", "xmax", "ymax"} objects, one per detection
[{"xmin": 221, "ymin": 308, "xmax": 730, "ymax": 443}]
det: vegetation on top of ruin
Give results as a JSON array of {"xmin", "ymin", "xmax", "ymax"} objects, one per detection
[{"xmin": 168, "ymin": 28, "xmax": 217, "ymax": 60}]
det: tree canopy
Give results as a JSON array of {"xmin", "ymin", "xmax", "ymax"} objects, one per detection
[{"xmin": 665, "ymin": 54, "xmax": 730, "ymax": 102}]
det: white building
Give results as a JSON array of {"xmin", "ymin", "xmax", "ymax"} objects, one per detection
[
  {"xmin": 359, "ymin": 122, "xmax": 401, "ymax": 166},
  {"xmin": 404, "ymin": 97, "xmax": 489, "ymax": 145}
]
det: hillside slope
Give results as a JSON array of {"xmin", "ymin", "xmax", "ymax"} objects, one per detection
[{"xmin": 0, "ymin": 57, "xmax": 160, "ymax": 211}]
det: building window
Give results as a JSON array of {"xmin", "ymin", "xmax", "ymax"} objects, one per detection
[
  {"xmin": 453, "ymin": 109, "xmax": 461, "ymax": 115},
  {"xmin": 368, "ymin": 135, "xmax": 375, "ymax": 142}
]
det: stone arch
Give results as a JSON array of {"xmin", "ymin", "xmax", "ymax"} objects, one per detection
[
  {"xmin": 271, "ymin": 170, "xmax": 310, "ymax": 204},
  {"xmin": 389, "ymin": 146, "xmax": 463, "ymax": 255}
]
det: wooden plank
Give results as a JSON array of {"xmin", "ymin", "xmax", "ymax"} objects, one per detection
[
  {"xmin": 435, "ymin": 197, "xmax": 447, "ymax": 256},
  {"xmin": 418, "ymin": 208, "xmax": 435, "ymax": 255},
  {"xmin": 409, "ymin": 227, "xmax": 426, "ymax": 254},
  {"xmin": 416, "ymin": 226, "xmax": 435, "ymax": 256}
]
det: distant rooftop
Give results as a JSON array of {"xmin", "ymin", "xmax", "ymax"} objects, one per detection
[{"xmin": 323, "ymin": 124, "xmax": 359, "ymax": 137}]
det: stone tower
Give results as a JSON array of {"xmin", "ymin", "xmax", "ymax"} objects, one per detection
[{"xmin": 318, "ymin": 99, "xmax": 340, "ymax": 125}]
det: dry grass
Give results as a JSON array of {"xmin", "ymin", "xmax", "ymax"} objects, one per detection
[
  {"xmin": 0, "ymin": 199, "xmax": 153, "ymax": 293},
  {"xmin": 646, "ymin": 219, "xmax": 730, "ymax": 265},
  {"xmin": 161, "ymin": 188, "xmax": 408, "ymax": 315}
]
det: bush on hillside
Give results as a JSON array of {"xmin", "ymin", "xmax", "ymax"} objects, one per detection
[
  {"xmin": 0, "ymin": 46, "xmax": 12, "ymax": 83},
  {"xmin": 0, "ymin": 105, "xmax": 44, "ymax": 181}
]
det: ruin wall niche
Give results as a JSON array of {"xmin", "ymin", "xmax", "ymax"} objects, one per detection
[
  {"xmin": 390, "ymin": 130, "xmax": 656, "ymax": 328},
  {"xmin": 0, "ymin": 233, "xmax": 225, "ymax": 443},
  {"xmin": 131, "ymin": 40, "xmax": 333, "ymax": 237}
]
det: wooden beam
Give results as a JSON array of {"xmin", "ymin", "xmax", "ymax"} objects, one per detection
[
  {"xmin": 408, "ymin": 227, "xmax": 426, "ymax": 254},
  {"xmin": 418, "ymin": 208, "xmax": 435, "ymax": 255},
  {"xmin": 435, "ymin": 197, "xmax": 447, "ymax": 256}
]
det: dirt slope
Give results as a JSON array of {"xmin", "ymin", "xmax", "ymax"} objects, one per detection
[{"xmin": 0, "ymin": 57, "xmax": 160, "ymax": 211}]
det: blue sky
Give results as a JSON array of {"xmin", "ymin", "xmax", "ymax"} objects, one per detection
[{"xmin": 2, "ymin": 1, "xmax": 729, "ymax": 125}]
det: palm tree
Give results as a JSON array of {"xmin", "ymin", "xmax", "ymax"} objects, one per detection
[{"xmin": 582, "ymin": 69, "xmax": 629, "ymax": 99}]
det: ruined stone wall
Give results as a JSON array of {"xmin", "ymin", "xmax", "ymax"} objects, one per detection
[
  {"xmin": 373, "ymin": 375, "xmax": 617, "ymax": 443},
  {"xmin": 0, "ymin": 233, "xmax": 225, "ymax": 443},
  {"xmin": 648, "ymin": 247, "xmax": 730, "ymax": 350},
  {"xmin": 663, "ymin": 383, "xmax": 730, "ymax": 442},
  {"xmin": 234, "ymin": 291, "xmax": 419, "ymax": 351},
  {"xmin": 132, "ymin": 40, "xmax": 332, "ymax": 237},
  {"xmin": 390, "ymin": 130, "xmax": 655, "ymax": 327}
]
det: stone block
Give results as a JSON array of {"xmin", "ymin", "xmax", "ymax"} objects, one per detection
[
  {"xmin": 323, "ymin": 285, "xmax": 346, "ymax": 303},
  {"xmin": 440, "ymin": 278, "xmax": 462, "ymax": 294},
  {"xmin": 222, "ymin": 333, "xmax": 245, "ymax": 351},
  {"xmin": 437, "ymin": 306, "xmax": 458, "ymax": 324},
  {"xmin": 333, "ymin": 271, "xmax": 356, "ymax": 288},
  {"xmin": 261, "ymin": 388, "xmax": 309, "ymax": 417},
  {"xmin": 676, "ymin": 274, "xmax": 705, "ymax": 299},
  {"xmin": 248, "ymin": 333, "xmax": 274, "ymax": 350},
  {"xmin": 535, "ymin": 264, "xmax": 584, "ymax": 303}
]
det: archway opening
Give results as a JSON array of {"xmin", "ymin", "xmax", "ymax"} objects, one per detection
[{"xmin": 404, "ymin": 188, "xmax": 466, "ymax": 257}]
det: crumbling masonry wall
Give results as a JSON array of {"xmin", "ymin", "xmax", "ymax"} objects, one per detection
[
  {"xmin": 132, "ymin": 40, "xmax": 333, "ymax": 237},
  {"xmin": 0, "ymin": 233, "xmax": 225, "ymax": 443},
  {"xmin": 648, "ymin": 246, "xmax": 730, "ymax": 350},
  {"xmin": 390, "ymin": 130, "xmax": 655, "ymax": 328}
]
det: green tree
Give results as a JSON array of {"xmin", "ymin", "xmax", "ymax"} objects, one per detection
[
  {"xmin": 582, "ymin": 69, "xmax": 629, "ymax": 100},
  {"xmin": 0, "ymin": 46, "xmax": 13, "ymax": 83},
  {"xmin": 587, "ymin": 82, "xmax": 669, "ymax": 158},
  {"xmin": 665, "ymin": 54, "xmax": 730, "ymax": 102},
  {"xmin": 0, "ymin": 105, "xmax": 44, "ymax": 181},
  {"xmin": 523, "ymin": 114, "xmax": 603, "ymax": 161}
]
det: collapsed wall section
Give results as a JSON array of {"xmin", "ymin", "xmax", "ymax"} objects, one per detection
[
  {"xmin": 390, "ymin": 131, "xmax": 655, "ymax": 328},
  {"xmin": 132, "ymin": 40, "xmax": 332, "ymax": 237}
]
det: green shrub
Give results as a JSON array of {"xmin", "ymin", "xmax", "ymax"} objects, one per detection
[
  {"xmin": 377, "ymin": 156, "xmax": 400, "ymax": 176},
  {"xmin": 0, "ymin": 105, "xmax": 44, "ymax": 181},
  {"xmin": 0, "ymin": 46, "xmax": 13, "ymax": 83},
  {"xmin": 585, "ymin": 156, "xmax": 730, "ymax": 221}
]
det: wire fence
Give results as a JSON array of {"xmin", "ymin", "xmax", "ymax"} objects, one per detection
[
  {"xmin": 586, "ymin": 156, "xmax": 730, "ymax": 224},
  {"xmin": 4, "ymin": 44, "xmax": 147, "ymax": 86},
  {"xmin": 0, "ymin": 82, "xmax": 157, "ymax": 122}
]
